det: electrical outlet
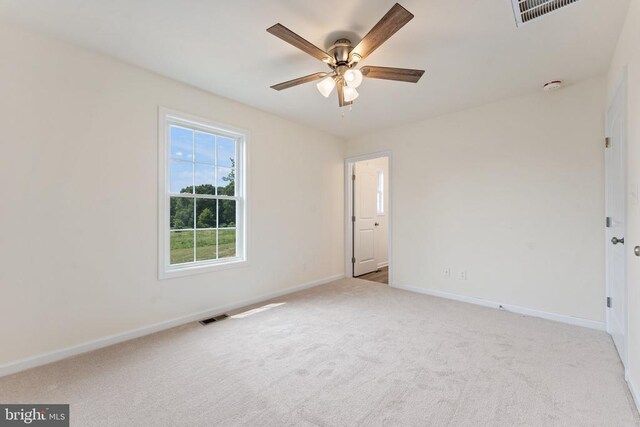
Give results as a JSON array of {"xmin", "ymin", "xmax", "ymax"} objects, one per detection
[
  {"xmin": 457, "ymin": 270, "xmax": 467, "ymax": 280},
  {"xmin": 443, "ymin": 268, "xmax": 451, "ymax": 278}
]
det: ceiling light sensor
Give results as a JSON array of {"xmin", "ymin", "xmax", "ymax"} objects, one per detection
[{"xmin": 543, "ymin": 80, "xmax": 563, "ymax": 92}]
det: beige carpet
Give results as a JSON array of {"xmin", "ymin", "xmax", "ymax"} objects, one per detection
[{"xmin": 1, "ymin": 278, "xmax": 638, "ymax": 426}]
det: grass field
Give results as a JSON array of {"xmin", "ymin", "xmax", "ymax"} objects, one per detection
[{"xmin": 170, "ymin": 229, "xmax": 236, "ymax": 264}]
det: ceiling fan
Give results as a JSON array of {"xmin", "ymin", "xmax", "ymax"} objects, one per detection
[{"xmin": 267, "ymin": 3, "xmax": 425, "ymax": 108}]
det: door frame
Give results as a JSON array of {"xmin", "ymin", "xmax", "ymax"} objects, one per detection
[
  {"xmin": 605, "ymin": 68, "xmax": 628, "ymax": 367},
  {"xmin": 345, "ymin": 151, "xmax": 393, "ymax": 284}
]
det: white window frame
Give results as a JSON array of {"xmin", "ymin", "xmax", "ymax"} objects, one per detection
[
  {"xmin": 376, "ymin": 168, "xmax": 384, "ymax": 215},
  {"xmin": 158, "ymin": 107, "xmax": 248, "ymax": 279}
]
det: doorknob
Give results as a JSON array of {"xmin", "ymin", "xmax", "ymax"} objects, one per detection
[
  {"xmin": 634, "ymin": 246, "xmax": 640, "ymax": 256},
  {"xmin": 611, "ymin": 237, "xmax": 625, "ymax": 245}
]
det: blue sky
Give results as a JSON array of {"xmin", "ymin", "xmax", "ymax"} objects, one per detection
[{"xmin": 170, "ymin": 126, "xmax": 235, "ymax": 193}]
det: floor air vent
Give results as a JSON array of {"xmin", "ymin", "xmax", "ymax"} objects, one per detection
[
  {"xmin": 511, "ymin": 0, "xmax": 580, "ymax": 26},
  {"xmin": 199, "ymin": 314, "xmax": 229, "ymax": 325}
]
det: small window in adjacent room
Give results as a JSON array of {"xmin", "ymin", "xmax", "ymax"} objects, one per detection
[
  {"xmin": 376, "ymin": 169, "xmax": 384, "ymax": 215},
  {"xmin": 159, "ymin": 108, "xmax": 247, "ymax": 278}
]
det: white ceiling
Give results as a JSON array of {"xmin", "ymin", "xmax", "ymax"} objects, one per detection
[{"xmin": 0, "ymin": 0, "xmax": 630, "ymax": 138}]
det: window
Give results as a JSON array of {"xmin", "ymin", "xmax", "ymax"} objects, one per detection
[
  {"xmin": 376, "ymin": 169, "xmax": 384, "ymax": 215},
  {"xmin": 159, "ymin": 108, "xmax": 246, "ymax": 278}
]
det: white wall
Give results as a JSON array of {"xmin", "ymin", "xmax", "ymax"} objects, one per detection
[
  {"xmin": 347, "ymin": 76, "xmax": 606, "ymax": 324},
  {"xmin": 607, "ymin": 0, "xmax": 640, "ymax": 409},
  {"xmin": 0, "ymin": 23, "xmax": 345, "ymax": 368}
]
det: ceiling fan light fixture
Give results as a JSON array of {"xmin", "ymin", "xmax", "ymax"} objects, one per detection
[
  {"xmin": 316, "ymin": 76, "xmax": 336, "ymax": 97},
  {"xmin": 344, "ymin": 69, "xmax": 363, "ymax": 88},
  {"xmin": 343, "ymin": 86, "xmax": 359, "ymax": 102}
]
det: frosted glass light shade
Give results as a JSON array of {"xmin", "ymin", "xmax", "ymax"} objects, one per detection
[
  {"xmin": 316, "ymin": 76, "xmax": 336, "ymax": 97},
  {"xmin": 344, "ymin": 69, "xmax": 363, "ymax": 88},
  {"xmin": 343, "ymin": 87, "xmax": 359, "ymax": 102}
]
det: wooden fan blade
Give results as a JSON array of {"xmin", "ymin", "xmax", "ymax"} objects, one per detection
[
  {"xmin": 360, "ymin": 66, "xmax": 425, "ymax": 83},
  {"xmin": 270, "ymin": 72, "xmax": 329, "ymax": 91},
  {"xmin": 337, "ymin": 82, "xmax": 352, "ymax": 107},
  {"xmin": 350, "ymin": 3, "xmax": 414, "ymax": 61},
  {"xmin": 267, "ymin": 24, "xmax": 333, "ymax": 63}
]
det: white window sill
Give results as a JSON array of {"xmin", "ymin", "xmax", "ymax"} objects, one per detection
[{"xmin": 159, "ymin": 258, "xmax": 248, "ymax": 280}]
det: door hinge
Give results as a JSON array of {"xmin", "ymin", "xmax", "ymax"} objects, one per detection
[
  {"xmin": 352, "ymin": 174, "xmax": 356, "ymax": 181},
  {"xmin": 607, "ymin": 297, "xmax": 611, "ymax": 308},
  {"xmin": 352, "ymin": 215, "xmax": 355, "ymax": 222},
  {"xmin": 351, "ymin": 257, "xmax": 356, "ymax": 264},
  {"xmin": 606, "ymin": 217, "xmax": 612, "ymax": 228},
  {"xmin": 605, "ymin": 137, "xmax": 611, "ymax": 148}
]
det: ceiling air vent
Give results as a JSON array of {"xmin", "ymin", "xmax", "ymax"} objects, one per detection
[{"xmin": 511, "ymin": 0, "xmax": 581, "ymax": 26}]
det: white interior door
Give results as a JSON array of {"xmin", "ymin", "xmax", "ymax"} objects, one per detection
[
  {"xmin": 353, "ymin": 162, "xmax": 378, "ymax": 276},
  {"xmin": 605, "ymin": 80, "xmax": 627, "ymax": 365}
]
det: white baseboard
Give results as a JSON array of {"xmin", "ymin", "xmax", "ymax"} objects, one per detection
[
  {"xmin": 0, "ymin": 273, "xmax": 344, "ymax": 378},
  {"xmin": 390, "ymin": 284, "xmax": 606, "ymax": 331},
  {"xmin": 626, "ymin": 370, "xmax": 640, "ymax": 414},
  {"xmin": 377, "ymin": 262, "xmax": 389, "ymax": 269}
]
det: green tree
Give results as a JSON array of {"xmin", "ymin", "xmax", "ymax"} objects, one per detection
[
  {"xmin": 170, "ymin": 197, "xmax": 194, "ymax": 229},
  {"xmin": 218, "ymin": 159, "xmax": 235, "ymax": 196},
  {"xmin": 217, "ymin": 160, "xmax": 236, "ymax": 227},
  {"xmin": 219, "ymin": 200, "xmax": 235, "ymax": 227},
  {"xmin": 197, "ymin": 207, "xmax": 216, "ymax": 228},
  {"xmin": 193, "ymin": 184, "xmax": 215, "ymax": 195}
]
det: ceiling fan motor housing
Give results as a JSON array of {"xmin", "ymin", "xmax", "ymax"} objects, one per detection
[{"xmin": 328, "ymin": 39, "xmax": 353, "ymax": 65}]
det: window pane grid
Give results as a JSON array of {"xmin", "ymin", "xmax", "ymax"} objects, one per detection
[
  {"xmin": 168, "ymin": 194, "xmax": 239, "ymax": 203},
  {"xmin": 215, "ymin": 200, "xmax": 220, "ymax": 260},
  {"xmin": 168, "ymin": 119, "xmax": 240, "ymax": 267},
  {"xmin": 171, "ymin": 227, "xmax": 235, "ymax": 232},
  {"xmin": 173, "ymin": 158, "xmax": 232, "ymax": 168}
]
